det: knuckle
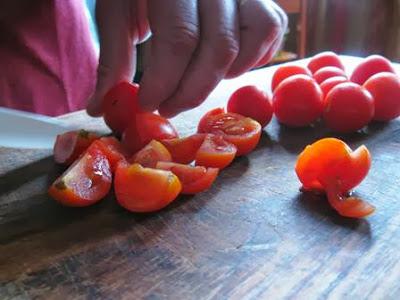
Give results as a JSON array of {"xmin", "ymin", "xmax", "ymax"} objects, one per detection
[
  {"xmin": 166, "ymin": 24, "xmax": 199, "ymax": 54},
  {"xmin": 212, "ymin": 31, "xmax": 240, "ymax": 68}
]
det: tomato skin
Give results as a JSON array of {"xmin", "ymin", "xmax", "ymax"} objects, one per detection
[
  {"xmin": 92, "ymin": 137, "xmax": 129, "ymax": 172},
  {"xmin": 53, "ymin": 130, "xmax": 99, "ymax": 165},
  {"xmin": 272, "ymin": 74, "xmax": 324, "ymax": 127},
  {"xmin": 320, "ymin": 76, "xmax": 348, "ymax": 101},
  {"xmin": 350, "ymin": 55, "xmax": 395, "ymax": 85},
  {"xmin": 122, "ymin": 112, "xmax": 179, "ymax": 154},
  {"xmin": 195, "ymin": 134, "xmax": 237, "ymax": 169},
  {"xmin": 313, "ymin": 66, "xmax": 346, "ymax": 84},
  {"xmin": 271, "ymin": 65, "xmax": 312, "ymax": 92},
  {"xmin": 197, "ymin": 110, "xmax": 261, "ymax": 156},
  {"xmin": 103, "ymin": 82, "xmax": 140, "ymax": 135},
  {"xmin": 114, "ymin": 163, "xmax": 181, "ymax": 213},
  {"xmin": 323, "ymin": 82, "xmax": 374, "ymax": 133},
  {"xmin": 227, "ymin": 85, "xmax": 273, "ymax": 128},
  {"xmin": 156, "ymin": 161, "xmax": 219, "ymax": 195},
  {"xmin": 307, "ymin": 51, "xmax": 345, "ymax": 74},
  {"xmin": 48, "ymin": 143, "xmax": 112, "ymax": 207},
  {"xmin": 160, "ymin": 134, "xmax": 206, "ymax": 164},
  {"xmin": 130, "ymin": 140, "xmax": 172, "ymax": 168},
  {"xmin": 197, "ymin": 108, "xmax": 225, "ymax": 133},
  {"xmin": 363, "ymin": 72, "xmax": 400, "ymax": 121}
]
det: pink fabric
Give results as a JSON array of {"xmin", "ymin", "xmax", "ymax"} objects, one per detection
[{"xmin": 0, "ymin": 0, "xmax": 97, "ymax": 116}]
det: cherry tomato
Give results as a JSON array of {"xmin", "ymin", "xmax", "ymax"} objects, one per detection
[
  {"xmin": 156, "ymin": 161, "xmax": 219, "ymax": 195},
  {"xmin": 363, "ymin": 72, "xmax": 400, "ymax": 121},
  {"xmin": 227, "ymin": 85, "xmax": 273, "ymax": 128},
  {"xmin": 272, "ymin": 74, "xmax": 323, "ymax": 127},
  {"xmin": 319, "ymin": 76, "xmax": 348, "ymax": 101},
  {"xmin": 323, "ymin": 82, "xmax": 374, "ymax": 133},
  {"xmin": 307, "ymin": 51, "xmax": 345, "ymax": 74},
  {"xmin": 122, "ymin": 112, "xmax": 179, "ymax": 154},
  {"xmin": 103, "ymin": 81, "xmax": 141, "ymax": 135},
  {"xmin": 295, "ymin": 138, "xmax": 374, "ymax": 218},
  {"xmin": 195, "ymin": 134, "xmax": 237, "ymax": 169},
  {"xmin": 198, "ymin": 110, "xmax": 261, "ymax": 156},
  {"xmin": 313, "ymin": 66, "xmax": 346, "ymax": 84},
  {"xmin": 350, "ymin": 55, "xmax": 395, "ymax": 85},
  {"xmin": 130, "ymin": 140, "xmax": 172, "ymax": 168},
  {"xmin": 48, "ymin": 142, "xmax": 112, "ymax": 207},
  {"xmin": 114, "ymin": 163, "xmax": 181, "ymax": 212},
  {"xmin": 92, "ymin": 137, "xmax": 129, "ymax": 172},
  {"xmin": 160, "ymin": 134, "xmax": 206, "ymax": 164},
  {"xmin": 271, "ymin": 65, "xmax": 312, "ymax": 92},
  {"xmin": 53, "ymin": 130, "xmax": 99, "ymax": 165},
  {"xmin": 197, "ymin": 107, "xmax": 225, "ymax": 133}
]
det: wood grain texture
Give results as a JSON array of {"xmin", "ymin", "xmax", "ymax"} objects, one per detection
[{"xmin": 1, "ymin": 57, "xmax": 400, "ymax": 299}]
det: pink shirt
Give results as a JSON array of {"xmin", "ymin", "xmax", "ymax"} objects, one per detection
[{"xmin": 0, "ymin": 0, "xmax": 97, "ymax": 116}]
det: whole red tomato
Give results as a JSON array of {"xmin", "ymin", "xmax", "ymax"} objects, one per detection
[
  {"xmin": 307, "ymin": 51, "xmax": 345, "ymax": 74},
  {"xmin": 313, "ymin": 66, "xmax": 346, "ymax": 84},
  {"xmin": 350, "ymin": 55, "xmax": 395, "ymax": 85},
  {"xmin": 271, "ymin": 65, "xmax": 312, "ymax": 91}
]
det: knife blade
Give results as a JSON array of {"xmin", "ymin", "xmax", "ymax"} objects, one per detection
[{"xmin": 0, "ymin": 107, "xmax": 72, "ymax": 149}]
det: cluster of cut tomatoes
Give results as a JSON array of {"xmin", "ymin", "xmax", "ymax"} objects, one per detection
[
  {"xmin": 295, "ymin": 138, "xmax": 374, "ymax": 218},
  {"xmin": 272, "ymin": 52, "xmax": 400, "ymax": 132},
  {"xmin": 49, "ymin": 82, "xmax": 266, "ymax": 212}
]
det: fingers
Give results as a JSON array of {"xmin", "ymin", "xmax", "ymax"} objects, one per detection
[
  {"xmin": 158, "ymin": 0, "xmax": 240, "ymax": 117},
  {"xmin": 138, "ymin": 0, "xmax": 200, "ymax": 112},
  {"xmin": 87, "ymin": 0, "xmax": 139, "ymax": 117},
  {"xmin": 225, "ymin": 0, "xmax": 287, "ymax": 78}
]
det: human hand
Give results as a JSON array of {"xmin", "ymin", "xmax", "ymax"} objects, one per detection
[{"xmin": 87, "ymin": 0, "xmax": 287, "ymax": 118}]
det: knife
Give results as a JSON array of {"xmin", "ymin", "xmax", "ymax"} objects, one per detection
[{"xmin": 0, "ymin": 107, "xmax": 72, "ymax": 149}]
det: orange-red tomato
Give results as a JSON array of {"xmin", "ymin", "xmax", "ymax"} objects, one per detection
[
  {"xmin": 363, "ymin": 72, "xmax": 400, "ymax": 121},
  {"xmin": 122, "ymin": 112, "xmax": 179, "ymax": 154},
  {"xmin": 48, "ymin": 143, "xmax": 112, "ymax": 207},
  {"xmin": 227, "ymin": 85, "xmax": 273, "ymax": 128},
  {"xmin": 320, "ymin": 76, "xmax": 348, "ymax": 101},
  {"xmin": 130, "ymin": 140, "xmax": 172, "ymax": 168},
  {"xmin": 313, "ymin": 66, "xmax": 347, "ymax": 84},
  {"xmin": 161, "ymin": 134, "xmax": 206, "ymax": 164},
  {"xmin": 307, "ymin": 51, "xmax": 345, "ymax": 74},
  {"xmin": 272, "ymin": 75, "xmax": 324, "ymax": 127},
  {"xmin": 198, "ymin": 109, "xmax": 261, "ymax": 156},
  {"xmin": 53, "ymin": 130, "xmax": 99, "ymax": 165},
  {"xmin": 295, "ymin": 138, "xmax": 374, "ymax": 218},
  {"xmin": 114, "ymin": 163, "xmax": 181, "ymax": 212},
  {"xmin": 156, "ymin": 161, "xmax": 219, "ymax": 195},
  {"xmin": 195, "ymin": 134, "xmax": 237, "ymax": 169},
  {"xmin": 350, "ymin": 55, "xmax": 395, "ymax": 85},
  {"xmin": 197, "ymin": 107, "xmax": 225, "ymax": 133},
  {"xmin": 92, "ymin": 137, "xmax": 129, "ymax": 172},
  {"xmin": 271, "ymin": 65, "xmax": 312, "ymax": 92},
  {"xmin": 103, "ymin": 81, "xmax": 141, "ymax": 135}
]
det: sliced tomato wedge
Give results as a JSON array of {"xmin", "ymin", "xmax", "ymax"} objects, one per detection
[
  {"xmin": 156, "ymin": 161, "xmax": 219, "ymax": 195},
  {"xmin": 53, "ymin": 130, "xmax": 99, "ymax": 165},
  {"xmin": 91, "ymin": 137, "xmax": 129, "ymax": 172},
  {"xmin": 195, "ymin": 134, "xmax": 237, "ymax": 169},
  {"xmin": 160, "ymin": 134, "xmax": 206, "ymax": 164},
  {"xmin": 48, "ymin": 143, "xmax": 112, "ymax": 207},
  {"xmin": 198, "ymin": 109, "xmax": 261, "ymax": 156},
  {"xmin": 114, "ymin": 163, "xmax": 181, "ymax": 212},
  {"xmin": 130, "ymin": 140, "xmax": 172, "ymax": 168}
]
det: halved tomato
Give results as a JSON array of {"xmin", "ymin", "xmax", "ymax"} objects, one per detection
[
  {"xmin": 156, "ymin": 161, "xmax": 219, "ymax": 195},
  {"xmin": 130, "ymin": 140, "xmax": 172, "ymax": 168},
  {"xmin": 114, "ymin": 163, "xmax": 181, "ymax": 212},
  {"xmin": 53, "ymin": 130, "xmax": 99, "ymax": 165},
  {"xmin": 92, "ymin": 137, "xmax": 129, "ymax": 172},
  {"xmin": 48, "ymin": 143, "xmax": 112, "ymax": 207},
  {"xmin": 195, "ymin": 134, "xmax": 237, "ymax": 169},
  {"xmin": 160, "ymin": 134, "xmax": 206, "ymax": 164},
  {"xmin": 122, "ymin": 112, "xmax": 179, "ymax": 154},
  {"xmin": 197, "ymin": 109, "xmax": 261, "ymax": 156}
]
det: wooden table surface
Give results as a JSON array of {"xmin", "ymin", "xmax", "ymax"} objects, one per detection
[{"xmin": 1, "ymin": 56, "xmax": 400, "ymax": 299}]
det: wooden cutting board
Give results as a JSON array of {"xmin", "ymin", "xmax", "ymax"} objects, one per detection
[{"xmin": 1, "ymin": 56, "xmax": 400, "ymax": 299}]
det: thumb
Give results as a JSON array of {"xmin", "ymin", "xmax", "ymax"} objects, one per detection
[{"xmin": 87, "ymin": 0, "xmax": 137, "ymax": 117}]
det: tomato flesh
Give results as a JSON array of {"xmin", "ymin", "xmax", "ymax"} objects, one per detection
[
  {"xmin": 114, "ymin": 163, "xmax": 181, "ymax": 212},
  {"xmin": 130, "ymin": 140, "xmax": 172, "ymax": 168},
  {"xmin": 92, "ymin": 137, "xmax": 128, "ymax": 172},
  {"xmin": 53, "ymin": 130, "xmax": 99, "ymax": 165},
  {"xmin": 156, "ymin": 161, "xmax": 219, "ymax": 195},
  {"xmin": 195, "ymin": 134, "xmax": 237, "ymax": 169},
  {"xmin": 48, "ymin": 143, "xmax": 112, "ymax": 207},
  {"xmin": 161, "ymin": 134, "xmax": 206, "ymax": 164}
]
